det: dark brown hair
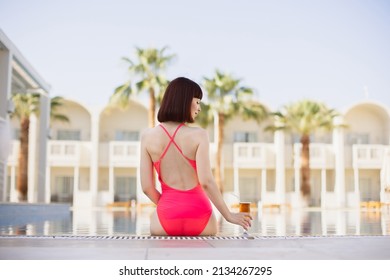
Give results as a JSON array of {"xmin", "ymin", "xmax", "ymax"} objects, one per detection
[{"xmin": 157, "ymin": 77, "xmax": 203, "ymax": 123}]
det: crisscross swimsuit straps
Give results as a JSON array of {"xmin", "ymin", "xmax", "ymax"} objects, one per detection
[{"xmin": 153, "ymin": 123, "xmax": 212, "ymax": 236}]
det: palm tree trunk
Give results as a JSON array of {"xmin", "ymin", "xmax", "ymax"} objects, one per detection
[
  {"xmin": 300, "ymin": 134, "xmax": 311, "ymax": 197},
  {"xmin": 215, "ymin": 113, "xmax": 224, "ymax": 193},
  {"xmin": 17, "ymin": 117, "xmax": 29, "ymax": 201},
  {"xmin": 149, "ymin": 88, "xmax": 156, "ymax": 127}
]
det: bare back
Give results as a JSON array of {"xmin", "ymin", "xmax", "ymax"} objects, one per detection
[{"xmin": 144, "ymin": 123, "xmax": 200, "ymax": 190}]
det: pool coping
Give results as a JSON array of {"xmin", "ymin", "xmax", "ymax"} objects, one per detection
[{"xmin": 1, "ymin": 235, "xmax": 389, "ymax": 260}]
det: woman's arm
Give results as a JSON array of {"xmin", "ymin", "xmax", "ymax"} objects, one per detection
[
  {"xmin": 140, "ymin": 130, "xmax": 161, "ymax": 205},
  {"xmin": 195, "ymin": 129, "xmax": 252, "ymax": 230}
]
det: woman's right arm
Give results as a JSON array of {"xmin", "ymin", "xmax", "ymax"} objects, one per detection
[
  {"xmin": 140, "ymin": 130, "xmax": 161, "ymax": 205},
  {"xmin": 195, "ymin": 129, "xmax": 252, "ymax": 230}
]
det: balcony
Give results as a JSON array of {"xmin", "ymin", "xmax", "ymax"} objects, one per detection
[
  {"xmin": 352, "ymin": 144, "xmax": 385, "ymax": 169},
  {"xmin": 109, "ymin": 141, "xmax": 140, "ymax": 167},
  {"xmin": 233, "ymin": 143, "xmax": 275, "ymax": 168},
  {"xmin": 48, "ymin": 141, "xmax": 91, "ymax": 167}
]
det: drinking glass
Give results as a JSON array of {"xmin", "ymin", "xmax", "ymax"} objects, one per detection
[{"xmin": 239, "ymin": 202, "xmax": 253, "ymax": 238}]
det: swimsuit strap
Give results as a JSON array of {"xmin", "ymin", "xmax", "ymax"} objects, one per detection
[{"xmin": 159, "ymin": 123, "xmax": 185, "ymax": 160}]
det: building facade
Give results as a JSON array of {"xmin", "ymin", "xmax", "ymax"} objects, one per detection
[
  {"xmin": 0, "ymin": 29, "xmax": 50, "ymax": 203},
  {"xmin": 6, "ymin": 97, "xmax": 390, "ymax": 209}
]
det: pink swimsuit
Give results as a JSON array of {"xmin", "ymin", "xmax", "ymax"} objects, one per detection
[{"xmin": 153, "ymin": 123, "xmax": 212, "ymax": 236}]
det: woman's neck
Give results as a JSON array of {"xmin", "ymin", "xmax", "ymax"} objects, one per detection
[{"xmin": 161, "ymin": 121, "xmax": 183, "ymax": 126}]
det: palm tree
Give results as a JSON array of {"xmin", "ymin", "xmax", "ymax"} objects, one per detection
[
  {"xmin": 202, "ymin": 70, "xmax": 269, "ymax": 193},
  {"xmin": 10, "ymin": 93, "xmax": 69, "ymax": 201},
  {"xmin": 110, "ymin": 47, "xmax": 176, "ymax": 128},
  {"xmin": 268, "ymin": 99, "xmax": 339, "ymax": 199}
]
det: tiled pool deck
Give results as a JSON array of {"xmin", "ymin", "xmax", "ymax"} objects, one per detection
[{"xmin": 1, "ymin": 235, "xmax": 389, "ymax": 260}]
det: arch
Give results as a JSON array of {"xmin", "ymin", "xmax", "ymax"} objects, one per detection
[
  {"xmin": 343, "ymin": 101, "xmax": 390, "ymax": 145},
  {"xmin": 51, "ymin": 98, "xmax": 92, "ymax": 141},
  {"xmin": 99, "ymin": 99, "xmax": 148, "ymax": 142}
]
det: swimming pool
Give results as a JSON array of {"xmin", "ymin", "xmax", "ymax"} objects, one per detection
[{"xmin": 1, "ymin": 205, "xmax": 389, "ymax": 236}]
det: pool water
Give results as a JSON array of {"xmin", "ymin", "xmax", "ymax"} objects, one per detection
[{"xmin": 0, "ymin": 206, "xmax": 389, "ymax": 236}]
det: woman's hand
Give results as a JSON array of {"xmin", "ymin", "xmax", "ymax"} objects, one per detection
[{"xmin": 226, "ymin": 212, "xmax": 253, "ymax": 230}]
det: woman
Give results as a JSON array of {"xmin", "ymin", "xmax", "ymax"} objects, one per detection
[{"xmin": 140, "ymin": 77, "xmax": 252, "ymax": 236}]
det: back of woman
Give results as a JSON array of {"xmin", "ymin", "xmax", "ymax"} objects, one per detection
[{"xmin": 140, "ymin": 77, "xmax": 252, "ymax": 236}]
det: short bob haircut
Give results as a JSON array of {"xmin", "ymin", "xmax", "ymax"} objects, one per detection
[{"xmin": 157, "ymin": 77, "xmax": 203, "ymax": 123}]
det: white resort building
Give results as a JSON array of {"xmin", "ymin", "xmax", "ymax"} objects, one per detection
[
  {"xmin": 5, "ymin": 96, "xmax": 390, "ymax": 209},
  {"xmin": 1, "ymin": 29, "xmax": 390, "ymax": 210}
]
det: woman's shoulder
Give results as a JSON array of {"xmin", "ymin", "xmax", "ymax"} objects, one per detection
[
  {"xmin": 140, "ymin": 127, "xmax": 152, "ymax": 135},
  {"xmin": 184, "ymin": 125, "xmax": 209, "ymax": 139},
  {"xmin": 140, "ymin": 126, "xmax": 159, "ymax": 140}
]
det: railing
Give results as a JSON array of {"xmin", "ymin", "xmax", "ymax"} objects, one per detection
[
  {"xmin": 48, "ymin": 141, "xmax": 81, "ymax": 166},
  {"xmin": 233, "ymin": 143, "xmax": 275, "ymax": 168},
  {"xmin": 8, "ymin": 140, "xmax": 91, "ymax": 167},
  {"xmin": 11, "ymin": 140, "xmax": 387, "ymax": 171},
  {"xmin": 109, "ymin": 141, "xmax": 140, "ymax": 167},
  {"xmin": 352, "ymin": 144, "xmax": 385, "ymax": 169},
  {"xmin": 47, "ymin": 141, "xmax": 92, "ymax": 167}
]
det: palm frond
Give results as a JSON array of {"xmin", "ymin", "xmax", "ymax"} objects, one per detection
[
  {"xmin": 49, "ymin": 96, "xmax": 70, "ymax": 123},
  {"xmin": 273, "ymin": 99, "xmax": 340, "ymax": 135},
  {"xmin": 111, "ymin": 46, "xmax": 176, "ymax": 126},
  {"xmin": 202, "ymin": 69, "xmax": 266, "ymax": 125},
  {"xmin": 109, "ymin": 82, "xmax": 133, "ymax": 108}
]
